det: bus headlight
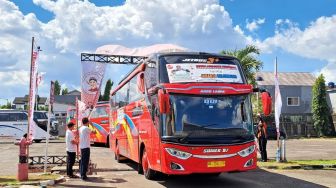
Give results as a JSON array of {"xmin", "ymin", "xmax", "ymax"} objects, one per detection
[
  {"xmin": 238, "ymin": 145, "xmax": 255, "ymax": 157},
  {"xmin": 165, "ymin": 148, "xmax": 192, "ymax": 160}
]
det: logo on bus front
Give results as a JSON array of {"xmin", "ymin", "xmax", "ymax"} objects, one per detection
[{"xmin": 203, "ymin": 148, "xmax": 228, "ymax": 153}]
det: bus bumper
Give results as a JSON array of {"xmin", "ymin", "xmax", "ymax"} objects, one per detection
[{"xmin": 160, "ymin": 142, "xmax": 257, "ymax": 175}]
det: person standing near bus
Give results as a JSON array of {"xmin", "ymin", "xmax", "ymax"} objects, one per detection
[
  {"xmin": 79, "ymin": 117, "xmax": 96, "ymax": 180},
  {"xmin": 15, "ymin": 133, "xmax": 32, "ymax": 163},
  {"xmin": 66, "ymin": 122, "xmax": 78, "ymax": 178},
  {"xmin": 257, "ymin": 114, "xmax": 268, "ymax": 162}
]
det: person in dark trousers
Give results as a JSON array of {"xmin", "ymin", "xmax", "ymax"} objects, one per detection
[
  {"xmin": 79, "ymin": 117, "xmax": 96, "ymax": 180},
  {"xmin": 66, "ymin": 122, "xmax": 78, "ymax": 178},
  {"xmin": 15, "ymin": 133, "xmax": 32, "ymax": 163},
  {"xmin": 257, "ymin": 114, "xmax": 268, "ymax": 162}
]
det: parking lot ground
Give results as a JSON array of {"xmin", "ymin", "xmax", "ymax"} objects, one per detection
[{"xmin": 1, "ymin": 138, "xmax": 336, "ymax": 187}]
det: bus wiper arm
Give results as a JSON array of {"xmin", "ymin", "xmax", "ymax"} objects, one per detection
[{"xmin": 178, "ymin": 123, "xmax": 218, "ymax": 143}]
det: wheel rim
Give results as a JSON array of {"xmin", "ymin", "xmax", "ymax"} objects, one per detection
[{"xmin": 142, "ymin": 150, "xmax": 149, "ymax": 174}]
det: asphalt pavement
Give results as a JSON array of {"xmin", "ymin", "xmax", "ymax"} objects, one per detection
[{"xmin": 1, "ymin": 137, "xmax": 336, "ymax": 187}]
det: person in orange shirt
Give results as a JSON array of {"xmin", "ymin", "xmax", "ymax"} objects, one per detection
[{"xmin": 257, "ymin": 114, "xmax": 268, "ymax": 162}]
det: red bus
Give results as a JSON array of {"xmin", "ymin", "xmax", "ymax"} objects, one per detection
[
  {"xmin": 89, "ymin": 101, "xmax": 110, "ymax": 147},
  {"xmin": 109, "ymin": 52, "xmax": 271, "ymax": 179}
]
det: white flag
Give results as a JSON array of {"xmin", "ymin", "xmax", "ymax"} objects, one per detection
[
  {"xmin": 28, "ymin": 51, "xmax": 39, "ymax": 139},
  {"xmin": 274, "ymin": 59, "xmax": 282, "ymax": 133}
]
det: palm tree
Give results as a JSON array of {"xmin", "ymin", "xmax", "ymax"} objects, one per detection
[{"xmin": 221, "ymin": 45, "xmax": 263, "ymax": 86}]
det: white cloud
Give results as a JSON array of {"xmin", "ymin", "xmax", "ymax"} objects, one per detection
[
  {"xmin": 33, "ymin": 0, "xmax": 246, "ymax": 53},
  {"xmin": 245, "ymin": 18, "xmax": 265, "ymax": 32},
  {"xmin": 318, "ymin": 61, "xmax": 336, "ymax": 83},
  {"xmin": 255, "ymin": 15, "xmax": 336, "ymax": 82},
  {"xmin": 257, "ymin": 16, "xmax": 336, "ymax": 62},
  {"xmin": 1, "ymin": 0, "xmax": 248, "ymax": 100}
]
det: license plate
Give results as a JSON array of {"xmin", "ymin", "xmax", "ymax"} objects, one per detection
[{"xmin": 207, "ymin": 161, "xmax": 225, "ymax": 168}]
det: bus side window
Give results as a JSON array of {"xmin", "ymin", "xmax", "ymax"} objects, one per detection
[
  {"xmin": 144, "ymin": 61, "xmax": 158, "ymax": 89},
  {"xmin": 18, "ymin": 113, "xmax": 27, "ymax": 121},
  {"xmin": 9, "ymin": 113, "xmax": 20, "ymax": 121},
  {"xmin": 110, "ymin": 95, "xmax": 118, "ymax": 109},
  {"xmin": 0, "ymin": 113, "xmax": 9, "ymax": 121},
  {"xmin": 115, "ymin": 82, "xmax": 129, "ymax": 108}
]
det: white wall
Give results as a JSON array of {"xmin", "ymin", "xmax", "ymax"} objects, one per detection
[
  {"xmin": 53, "ymin": 103, "xmax": 75, "ymax": 117},
  {"xmin": 327, "ymin": 91, "xmax": 336, "ymax": 114}
]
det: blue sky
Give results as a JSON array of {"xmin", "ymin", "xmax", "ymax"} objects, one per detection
[{"xmin": 1, "ymin": 0, "xmax": 336, "ymax": 103}]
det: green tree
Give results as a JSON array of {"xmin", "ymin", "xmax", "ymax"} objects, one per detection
[
  {"xmin": 102, "ymin": 79, "xmax": 113, "ymax": 101},
  {"xmin": 61, "ymin": 88, "xmax": 69, "ymax": 95},
  {"xmin": 312, "ymin": 74, "xmax": 332, "ymax": 136},
  {"xmin": 54, "ymin": 80, "xmax": 61, "ymax": 95},
  {"xmin": 0, "ymin": 101, "xmax": 11, "ymax": 109},
  {"xmin": 221, "ymin": 45, "xmax": 263, "ymax": 86}
]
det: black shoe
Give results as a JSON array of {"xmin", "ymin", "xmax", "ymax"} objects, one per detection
[{"xmin": 81, "ymin": 176, "xmax": 88, "ymax": 181}]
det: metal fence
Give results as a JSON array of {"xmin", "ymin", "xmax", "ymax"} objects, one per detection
[{"xmin": 262, "ymin": 113, "xmax": 316, "ymax": 138}]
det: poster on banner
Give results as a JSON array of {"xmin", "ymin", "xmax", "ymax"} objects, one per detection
[
  {"xmin": 81, "ymin": 61, "xmax": 106, "ymax": 109},
  {"xmin": 166, "ymin": 63, "xmax": 243, "ymax": 83},
  {"xmin": 28, "ymin": 51, "xmax": 39, "ymax": 139}
]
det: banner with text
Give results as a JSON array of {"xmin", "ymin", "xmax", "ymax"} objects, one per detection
[{"xmin": 166, "ymin": 63, "xmax": 243, "ymax": 83}]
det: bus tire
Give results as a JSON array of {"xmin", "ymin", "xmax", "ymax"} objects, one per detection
[
  {"xmin": 34, "ymin": 139, "xmax": 42, "ymax": 143},
  {"xmin": 141, "ymin": 148, "xmax": 156, "ymax": 180},
  {"xmin": 105, "ymin": 135, "xmax": 110, "ymax": 148},
  {"xmin": 115, "ymin": 141, "xmax": 123, "ymax": 163}
]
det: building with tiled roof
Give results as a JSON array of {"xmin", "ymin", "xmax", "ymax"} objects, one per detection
[
  {"xmin": 13, "ymin": 95, "xmax": 47, "ymax": 110},
  {"xmin": 256, "ymin": 72, "xmax": 316, "ymax": 137}
]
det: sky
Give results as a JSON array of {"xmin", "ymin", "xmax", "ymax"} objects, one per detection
[{"xmin": 1, "ymin": 0, "xmax": 336, "ymax": 104}]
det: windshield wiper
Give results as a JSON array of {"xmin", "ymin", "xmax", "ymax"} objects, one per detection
[{"xmin": 178, "ymin": 123, "xmax": 218, "ymax": 143}]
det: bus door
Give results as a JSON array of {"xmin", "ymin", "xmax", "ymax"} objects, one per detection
[
  {"xmin": 149, "ymin": 95, "xmax": 162, "ymax": 171},
  {"xmin": 117, "ymin": 107, "xmax": 128, "ymax": 157}
]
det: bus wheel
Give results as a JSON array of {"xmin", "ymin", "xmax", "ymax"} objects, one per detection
[
  {"xmin": 115, "ymin": 142, "xmax": 123, "ymax": 163},
  {"xmin": 142, "ymin": 148, "xmax": 156, "ymax": 180},
  {"xmin": 34, "ymin": 139, "xmax": 42, "ymax": 143},
  {"xmin": 105, "ymin": 136, "xmax": 110, "ymax": 148}
]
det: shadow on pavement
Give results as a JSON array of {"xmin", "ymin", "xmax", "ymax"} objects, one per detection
[
  {"xmin": 156, "ymin": 168, "xmax": 326, "ymax": 188},
  {"xmin": 57, "ymin": 176, "xmax": 126, "ymax": 188}
]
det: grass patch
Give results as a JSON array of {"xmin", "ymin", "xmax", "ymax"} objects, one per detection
[
  {"xmin": 0, "ymin": 173, "xmax": 60, "ymax": 186},
  {"xmin": 258, "ymin": 159, "xmax": 336, "ymax": 169}
]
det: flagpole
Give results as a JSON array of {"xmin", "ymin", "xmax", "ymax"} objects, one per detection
[
  {"xmin": 43, "ymin": 93, "xmax": 51, "ymax": 173},
  {"xmin": 274, "ymin": 56, "xmax": 282, "ymax": 162},
  {"xmin": 276, "ymin": 57, "xmax": 280, "ymax": 148},
  {"xmin": 27, "ymin": 36, "xmax": 35, "ymax": 166}
]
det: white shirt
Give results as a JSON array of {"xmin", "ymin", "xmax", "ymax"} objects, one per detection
[
  {"xmin": 79, "ymin": 125, "xmax": 91, "ymax": 149},
  {"xmin": 66, "ymin": 130, "xmax": 76, "ymax": 152}
]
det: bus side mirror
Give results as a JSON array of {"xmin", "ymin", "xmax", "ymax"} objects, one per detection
[
  {"xmin": 261, "ymin": 91, "xmax": 272, "ymax": 116},
  {"xmin": 158, "ymin": 89, "xmax": 170, "ymax": 114},
  {"xmin": 137, "ymin": 73, "xmax": 145, "ymax": 94}
]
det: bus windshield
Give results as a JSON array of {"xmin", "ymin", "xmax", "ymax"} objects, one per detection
[
  {"xmin": 159, "ymin": 55, "xmax": 245, "ymax": 84},
  {"xmin": 91, "ymin": 106, "xmax": 109, "ymax": 118},
  {"xmin": 162, "ymin": 94, "xmax": 254, "ymax": 143}
]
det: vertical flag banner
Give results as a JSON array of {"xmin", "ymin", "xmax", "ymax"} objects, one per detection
[
  {"xmin": 274, "ymin": 58, "xmax": 282, "ymax": 133},
  {"xmin": 50, "ymin": 81, "xmax": 55, "ymax": 107},
  {"xmin": 81, "ymin": 61, "xmax": 106, "ymax": 109},
  {"xmin": 28, "ymin": 50, "xmax": 39, "ymax": 139},
  {"xmin": 76, "ymin": 99, "xmax": 87, "ymax": 128},
  {"xmin": 37, "ymin": 72, "xmax": 46, "ymax": 89}
]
